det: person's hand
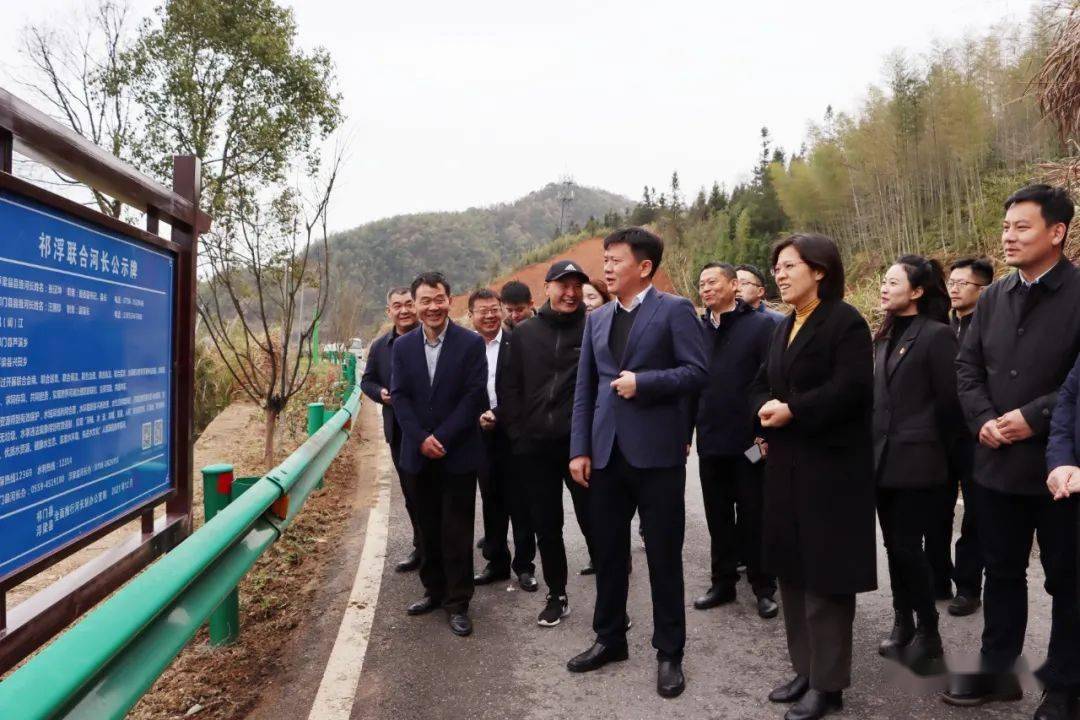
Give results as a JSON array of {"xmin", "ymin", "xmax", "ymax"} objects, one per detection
[
  {"xmin": 1047, "ymin": 465, "xmax": 1080, "ymax": 500},
  {"xmin": 479, "ymin": 410, "xmax": 496, "ymax": 431},
  {"xmin": 421, "ymin": 434, "xmax": 446, "ymax": 459},
  {"xmin": 978, "ymin": 418, "xmax": 1011, "ymax": 449},
  {"xmin": 755, "ymin": 437, "xmax": 769, "ymax": 458},
  {"xmin": 570, "ymin": 455, "xmax": 592, "ymax": 488},
  {"xmin": 996, "ymin": 409, "xmax": 1033, "ymax": 443},
  {"xmin": 759, "ymin": 400, "xmax": 793, "ymax": 428},
  {"xmin": 379, "ymin": 387, "xmax": 391, "ymax": 404},
  {"xmin": 1068, "ymin": 471, "xmax": 1080, "ymax": 495},
  {"xmin": 610, "ymin": 371, "xmax": 637, "ymax": 399}
]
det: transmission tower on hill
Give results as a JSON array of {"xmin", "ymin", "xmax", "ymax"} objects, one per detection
[{"xmin": 557, "ymin": 175, "xmax": 575, "ymax": 236}]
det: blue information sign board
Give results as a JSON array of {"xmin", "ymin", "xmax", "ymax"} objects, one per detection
[{"xmin": 0, "ymin": 189, "xmax": 174, "ymax": 581}]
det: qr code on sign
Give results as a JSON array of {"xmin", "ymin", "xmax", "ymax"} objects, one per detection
[
  {"xmin": 142, "ymin": 422, "xmax": 152, "ymax": 450},
  {"xmin": 154, "ymin": 419, "xmax": 163, "ymax": 446}
]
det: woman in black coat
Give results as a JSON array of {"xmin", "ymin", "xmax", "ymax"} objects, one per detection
[
  {"xmin": 872, "ymin": 255, "xmax": 960, "ymax": 672},
  {"xmin": 752, "ymin": 233, "xmax": 876, "ymax": 720}
]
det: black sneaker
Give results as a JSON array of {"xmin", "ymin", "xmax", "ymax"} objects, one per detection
[{"xmin": 538, "ymin": 595, "xmax": 570, "ymax": 627}]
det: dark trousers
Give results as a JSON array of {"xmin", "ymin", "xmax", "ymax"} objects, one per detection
[
  {"xmin": 780, "ymin": 581, "xmax": 856, "ymax": 692},
  {"xmin": 591, "ymin": 444, "xmax": 685, "ymax": 660},
  {"xmin": 977, "ymin": 485, "xmax": 1080, "ymax": 690},
  {"xmin": 925, "ymin": 478, "xmax": 956, "ymax": 596},
  {"xmin": 390, "ymin": 430, "xmax": 419, "ymax": 549},
  {"xmin": 405, "ymin": 462, "xmax": 477, "ymax": 614},
  {"xmin": 699, "ymin": 454, "xmax": 776, "ymax": 598},
  {"xmin": 952, "ymin": 473, "xmax": 984, "ymax": 597},
  {"xmin": 519, "ymin": 438, "xmax": 576, "ymax": 596},
  {"xmin": 478, "ymin": 430, "xmax": 535, "ymax": 575},
  {"xmin": 877, "ymin": 486, "xmax": 938, "ymax": 618},
  {"xmin": 566, "ymin": 465, "xmax": 595, "ymax": 566}
]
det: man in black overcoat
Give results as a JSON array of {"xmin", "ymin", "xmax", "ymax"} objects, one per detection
[
  {"xmin": 360, "ymin": 286, "xmax": 421, "ymax": 571},
  {"xmin": 947, "ymin": 185, "xmax": 1080, "ymax": 720}
]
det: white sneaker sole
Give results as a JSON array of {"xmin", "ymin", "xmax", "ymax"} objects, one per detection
[{"xmin": 537, "ymin": 606, "xmax": 571, "ymax": 627}]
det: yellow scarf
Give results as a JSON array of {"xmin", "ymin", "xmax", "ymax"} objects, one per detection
[{"xmin": 787, "ymin": 297, "xmax": 821, "ymax": 346}]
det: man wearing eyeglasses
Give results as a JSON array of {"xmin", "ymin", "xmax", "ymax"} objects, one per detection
[
  {"xmin": 469, "ymin": 289, "xmax": 537, "ymax": 593},
  {"xmin": 735, "ymin": 264, "xmax": 785, "ymax": 324},
  {"xmin": 935, "ymin": 258, "xmax": 994, "ymax": 618}
]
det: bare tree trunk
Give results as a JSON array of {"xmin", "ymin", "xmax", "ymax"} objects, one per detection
[{"xmin": 264, "ymin": 407, "xmax": 278, "ymax": 469}]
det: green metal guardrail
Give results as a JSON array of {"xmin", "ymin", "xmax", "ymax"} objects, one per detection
[{"xmin": 0, "ymin": 384, "xmax": 361, "ymax": 720}]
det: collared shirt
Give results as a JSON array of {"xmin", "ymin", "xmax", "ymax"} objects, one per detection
[
  {"xmin": 483, "ymin": 330, "xmax": 502, "ymax": 408},
  {"xmin": 423, "ymin": 321, "xmax": 449, "ymax": 383},
  {"xmin": 1018, "ymin": 263, "xmax": 1057, "ymax": 288},
  {"xmin": 708, "ymin": 302, "xmax": 738, "ymax": 329},
  {"xmin": 617, "ymin": 284, "xmax": 653, "ymax": 313}
]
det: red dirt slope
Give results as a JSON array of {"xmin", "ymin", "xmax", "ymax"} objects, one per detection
[{"xmin": 451, "ymin": 236, "xmax": 676, "ymax": 316}]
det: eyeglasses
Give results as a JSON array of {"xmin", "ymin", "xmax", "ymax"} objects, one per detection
[
  {"xmin": 471, "ymin": 307, "xmax": 501, "ymax": 317},
  {"xmin": 772, "ymin": 261, "xmax": 806, "ymax": 277},
  {"xmin": 738, "ymin": 280, "xmax": 763, "ymax": 288},
  {"xmin": 946, "ymin": 280, "xmax": 987, "ymax": 290}
]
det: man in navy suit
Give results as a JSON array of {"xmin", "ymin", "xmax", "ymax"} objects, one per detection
[
  {"xmin": 391, "ymin": 272, "xmax": 488, "ymax": 637},
  {"xmin": 360, "ymin": 286, "xmax": 421, "ymax": 572},
  {"xmin": 565, "ymin": 228, "xmax": 708, "ymax": 698}
]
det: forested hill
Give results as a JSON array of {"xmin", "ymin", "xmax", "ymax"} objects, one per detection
[{"xmin": 323, "ymin": 183, "xmax": 632, "ymax": 332}]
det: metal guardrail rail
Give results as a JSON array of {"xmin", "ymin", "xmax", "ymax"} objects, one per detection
[{"xmin": 0, "ymin": 383, "xmax": 361, "ymax": 719}]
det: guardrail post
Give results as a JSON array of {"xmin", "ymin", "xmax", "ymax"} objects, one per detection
[
  {"xmin": 201, "ymin": 463, "xmax": 239, "ymax": 646},
  {"xmin": 307, "ymin": 402, "xmax": 327, "ymax": 489}
]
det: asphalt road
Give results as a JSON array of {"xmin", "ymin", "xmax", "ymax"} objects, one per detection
[{"xmin": 345, "ymin": 444, "xmax": 1052, "ymax": 720}]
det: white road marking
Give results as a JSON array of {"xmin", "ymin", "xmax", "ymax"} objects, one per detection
[{"xmin": 307, "ymin": 443, "xmax": 392, "ymax": 720}]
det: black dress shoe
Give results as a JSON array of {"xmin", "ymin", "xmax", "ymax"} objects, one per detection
[
  {"xmin": 407, "ymin": 596, "xmax": 440, "ymax": 616},
  {"xmin": 941, "ymin": 671, "xmax": 1023, "ymax": 706},
  {"xmin": 878, "ymin": 611, "xmax": 915, "ymax": 659},
  {"xmin": 947, "ymin": 593, "xmax": 981, "ymax": 617},
  {"xmin": 657, "ymin": 659, "xmax": 685, "ymax": 698},
  {"xmin": 476, "ymin": 536, "xmax": 486, "ymax": 550},
  {"xmin": 785, "ymin": 689, "xmax": 842, "ymax": 720},
  {"xmin": 580, "ymin": 562, "xmax": 596, "ymax": 576},
  {"xmin": 518, "ymin": 572, "xmax": 539, "ymax": 592},
  {"xmin": 566, "ymin": 642, "xmax": 629, "ymax": 673},
  {"xmin": 903, "ymin": 617, "xmax": 944, "ymax": 675},
  {"xmin": 693, "ymin": 585, "xmax": 736, "ymax": 610},
  {"xmin": 934, "ymin": 584, "xmax": 955, "ymax": 601},
  {"xmin": 1034, "ymin": 689, "xmax": 1077, "ymax": 720},
  {"xmin": 395, "ymin": 549, "xmax": 421, "ymax": 573},
  {"xmin": 757, "ymin": 595, "xmax": 779, "ymax": 619},
  {"xmin": 448, "ymin": 612, "xmax": 472, "ymax": 637},
  {"xmin": 769, "ymin": 675, "xmax": 809, "ymax": 703},
  {"xmin": 474, "ymin": 564, "xmax": 511, "ymax": 585}
]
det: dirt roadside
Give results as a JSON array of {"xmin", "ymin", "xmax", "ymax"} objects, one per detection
[{"xmin": 122, "ymin": 397, "xmax": 382, "ymax": 719}]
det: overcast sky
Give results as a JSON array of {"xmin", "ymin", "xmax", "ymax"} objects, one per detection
[{"xmin": 0, "ymin": 0, "xmax": 1040, "ymax": 233}]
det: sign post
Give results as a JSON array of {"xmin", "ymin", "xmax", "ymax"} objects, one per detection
[{"xmin": 0, "ymin": 87, "xmax": 210, "ymax": 672}]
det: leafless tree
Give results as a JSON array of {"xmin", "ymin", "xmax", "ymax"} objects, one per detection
[
  {"xmin": 196, "ymin": 151, "xmax": 342, "ymax": 467},
  {"xmin": 17, "ymin": 0, "xmax": 138, "ymax": 217}
]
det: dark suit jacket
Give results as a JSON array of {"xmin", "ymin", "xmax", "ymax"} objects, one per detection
[
  {"xmin": 390, "ymin": 322, "xmax": 487, "ymax": 475},
  {"xmin": 872, "ymin": 315, "xmax": 962, "ymax": 488},
  {"xmin": 570, "ymin": 286, "xmax": 708, "ymax": 470},
  {"xmin": 360, "ymin": 326, "xmax": 414, "ymax": 444},
  {"xmin": 1047, "ymin": 353, "xmax": 1080, "ymax": 472},
  {"xmin": 483, "ymin": 329, "xmax": 514, "ymax": 459},
  {"xmin": 957, "ymin": 259, "xmax": 1080, "ymax": 495},
  {"xmin": 487, "ymin": 329, "xmax": 513, "ymax": 417},
  {"xmin": 750, "ymin": 299, "xmax": 877, "ymax": 595},
  {"xmin": 691, "ymin": 300, "xmax": 774, "ymax": 457}
]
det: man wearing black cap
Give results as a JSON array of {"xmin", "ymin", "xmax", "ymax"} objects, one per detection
[{"xmin": 501, "ymin": 260, "xmax": 594, "ymax": 627}]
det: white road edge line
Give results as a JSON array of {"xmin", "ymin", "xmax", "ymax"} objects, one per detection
[{"xmin": 307, "ymin": 443, "xmax": 392, "ymax": 720}]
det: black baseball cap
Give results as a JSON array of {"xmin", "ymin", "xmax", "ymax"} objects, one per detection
[{"xmin": 545, "ymin": 260, "xmax": 590, "ymax": 283}]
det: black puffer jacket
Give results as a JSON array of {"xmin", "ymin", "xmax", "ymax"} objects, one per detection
[{"xmin": 502, "ymin": 301, "xmax": 586, "ymax": 452}]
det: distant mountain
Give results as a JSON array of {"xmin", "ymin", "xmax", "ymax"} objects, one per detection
[{"xmin": 323, "ymin": 183, "xmax": 633, "ymax": 334}]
